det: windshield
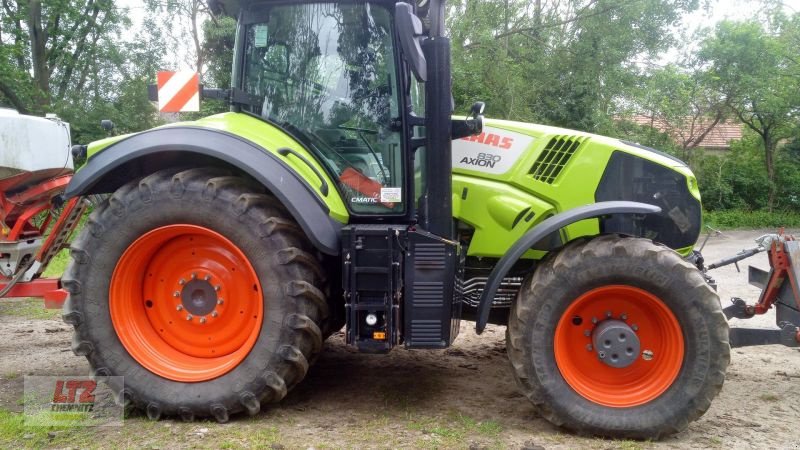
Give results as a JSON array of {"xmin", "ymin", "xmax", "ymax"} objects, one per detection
[{"xmin": 241, "ymin": 3, "xmax": 404, "ymax": 214}]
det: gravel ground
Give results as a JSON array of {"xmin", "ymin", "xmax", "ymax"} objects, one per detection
[{"xmin": 1, "ymin": 230, "xmax": 799, "ymax": 449}]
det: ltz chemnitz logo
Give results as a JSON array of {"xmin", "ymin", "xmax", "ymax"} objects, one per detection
[
  {"xmin": 459, "ymin": 152, "xmax": 502, "ymax": 169},
  {"xmin": 51, "ymin": 379, "xmax": 97, "ymax": 412}
]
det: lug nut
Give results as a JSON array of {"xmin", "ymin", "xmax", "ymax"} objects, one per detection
[
  {"xmin": 597, "ymin": 351, "xmax": 606, "ymax": 359},
  {"xmin": 217, "ymin": 299, "xmax": 224, "ymax": 305},
  {"xmin": 584, "ymin": 330, "xmax": 591, "ymax": 337},
  {"xmin": 173, "ymin": 291, "xmax": 180, "ymax": 298},
  {"xmin": 591, "ymin": 317, "xmax": 598, "ymax": 324},
  {"xmin": 186, "ymin": 314, "xmax": 193, "ymax": 321},
  {"xmin": 211, "ymin": 311, "xmax": 219, "ymax": 318},
  {"xmin": 605, "ymin": 311, "xmax": 612, "ymax": 318},
  {"xmin": 176, "ymin": 305, "xmax": 183, "ymax": 311},
  {"xmin": 214, "ymin": 285, "xmax": 221, "ymax": 292},
  {"xmin": 621, "ymin": 313, "xmax": 628, "ymax": 320},
  {"xmin": 586, "ymin": 344, "xmax": 593, "ymax": 351},
  {"xmin": 632, "ymin": 324, "xmax": 639, "ymax": 331},
  {"xmin": 178, "ymin": 278, "xmax": 186, "ymax": 285},
  {"xmin": 204, "ymin": 275, "xmax": 211, "ymax": 281},
  {"xmin": 191, "ymin": 272, "xmax": 197, "ymax": 279},
  {"xmin": 199, "ymin": 317, "xmax": 207, "ymax": 324}
]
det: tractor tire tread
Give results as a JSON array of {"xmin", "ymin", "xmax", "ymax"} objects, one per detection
[
  {"xmin": 506, "ymin": 235, "xmax": 730, "ymax": 439},
  {"xmin": 62, "ymin": 166, "xmax": 329, "ymax": 422}
]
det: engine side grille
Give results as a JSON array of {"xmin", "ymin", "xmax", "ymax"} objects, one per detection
[
  {"xmin": 530, "ymin": 136, "xmax": 584, "ymax": 184},
  {"xmin": 462, "ymin": 276, "xmax": 523, "ymax": 308}
]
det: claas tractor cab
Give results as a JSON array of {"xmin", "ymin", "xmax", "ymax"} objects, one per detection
[{"xmin": 57, "ymin": 0, "xmax": 729, "ymax": 439}]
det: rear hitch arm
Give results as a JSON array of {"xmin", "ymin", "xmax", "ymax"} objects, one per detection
[
  {"xmin": 706, "ymin": 246, "xmax": 764, "ymax": 271},
  {"xmin": 716, "ymin": 232, "xmax": 800, "ymax": 348}
]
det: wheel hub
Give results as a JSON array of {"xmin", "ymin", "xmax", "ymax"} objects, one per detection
[
  {"xmin": 180, "ymin": 277, "xmax": 218, "ymax": 317},
  {"xmin": 592, "ymin": 319, "xmax": 640, "ymax": 368}
]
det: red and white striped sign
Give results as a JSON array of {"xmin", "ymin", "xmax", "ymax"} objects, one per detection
[{"xmin": 156, "ymin": 71, "xmax": 200, "ymax": 113}]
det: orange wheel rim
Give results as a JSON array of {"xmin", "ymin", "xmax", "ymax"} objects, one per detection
[
  {"xmin": 553, "ymin": 285, "xmax": 684, "ymax": 407},
  {"xmin": 110, "ymin": 225, "xmax": 263, "ymax": 382}
]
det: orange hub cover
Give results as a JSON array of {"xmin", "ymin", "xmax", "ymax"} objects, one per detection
[
  {"xmin": 110, "ymin": 225, "xmax": 263, "ymax": 382},
  {"xmin": 553, "ymin": 285, "xmax": 684, "ymax": 407}
]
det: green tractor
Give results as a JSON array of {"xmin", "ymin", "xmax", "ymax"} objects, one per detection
[{"xmin": 62, "ymin": 0, "xmax": 728, "ymax": 439}]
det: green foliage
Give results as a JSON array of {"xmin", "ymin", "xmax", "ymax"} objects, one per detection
[
  {"xmin": 704, "ymin": 209, "xmax": 800, "ymax": 229},
  {"xmin": 0, "ymin": 1, "xmax": 166, "ymax": 144},
  {"xmin": 603, "ymin": 119, "xmax": 681, "ymax": 155},
  {"xmin": 204, "ymin": 16, "xmax": 237, "ymax": 88},
  {"xmin": 698, "ymin": 16, "xmax": 800, "ymax": 208},
  {"xmin": 692, "ymin": 131, "xmax": 800, "ymax": 211},
  {"xmin": 448, "ymin": 0, "xmax": 699, "ymax": 131},
  {"xmin": 620, "ymin": 62, "xmax": 728, "ymax": 162}
]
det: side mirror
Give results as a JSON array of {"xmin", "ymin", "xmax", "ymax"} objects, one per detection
[
  {"xmin": 467, "ymin": 101, "xmax": 485, "ymax": 133},
  {"xmin": 71, "ymin": 144, "xmax": 88, "ymax": 164},
  {"xmin": 395, "ymin": 3, "xmax": 427, "ymax": 82},
  {"xmin": 470, "ymin": 101, "xmax": 486, "ymax": 118},
  {"xmin": 451, "ymin": 101, "xmax": 486, "ymax": 140}
]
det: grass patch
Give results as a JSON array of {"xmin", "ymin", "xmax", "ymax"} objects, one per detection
[
  {"xmin": 42, "ymin": 249, "xmax": 70, "ymax": 278},
  {"xmin": 615, "ymin": 440, "xmax": 646, "ymax": 450},
  {"xmin": 759, "ymin": 393, "xmax": 780, "ymax": 402},
  {"xmin": 0, "ymin": 408, "xmax": 98, "ymax": 449},
  {"xmin": 0, "ymin": 409, "xmax": 27, "ymax": 443},
  {"xmin": 704, "ymin": 209, "xmax": 800, "ymax": 230},
  {"xmin": 452, "ymin": 413, "xmax": 502, "ymax": 437},
  {"xmin": 407, "ymin": 412, "xmax": 504, "ymax": 448},
  {"xmin": 0, "ymin": 298, "xmax": 60, "ymax": 320}
]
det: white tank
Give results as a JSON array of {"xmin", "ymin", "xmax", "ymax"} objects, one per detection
[{"xmin": 0, "ymin": 109, "xmax": 73, "ymax": 189}]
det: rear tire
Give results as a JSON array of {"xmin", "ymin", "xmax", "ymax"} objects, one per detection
[
  {"xmin": 62, "ymin": 167, "xmax": 328, "ymax": 422},
  {"xmin": 507, "ymin": 235, "xmax": 729, "ymax": 439}
]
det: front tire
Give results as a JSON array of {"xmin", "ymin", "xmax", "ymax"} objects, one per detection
[
  {"xmin": 507, "ymin": 235, "xmax": 730, "ymax": 439},
  {"xmin": 62, "ymin": 168, "xmax": 328, "ymax": 422}
]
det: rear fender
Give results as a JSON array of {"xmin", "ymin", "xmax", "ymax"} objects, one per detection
[{"xmin": 65, "ymin": 126, "xmax": 343, "ymax": 255}]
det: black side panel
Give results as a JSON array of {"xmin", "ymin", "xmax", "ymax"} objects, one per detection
[
  {"xmin": 404, "ymin": 229, "xmax": 462, "ymax": 348},
  {"xmin": 64, "ymin": 126, "xmax": 341, "ymax": 255},
  {"xmin": 341, "ymin": 225, "xmax": 405, "ymax": 353},
  {"xmin": 595, "ymin": 151, "xmax": 701, "ymax": 250}
]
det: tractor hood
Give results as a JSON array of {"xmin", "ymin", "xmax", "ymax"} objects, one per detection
[{"xmin": 451, "ymin": 117, "xmax": 703, "ymax": 255}]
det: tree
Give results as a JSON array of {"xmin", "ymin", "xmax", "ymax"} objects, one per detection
[
  {"xmin": 699, "ymin": 17, "xmax": 800, "ymax": 210},
  {"xmin": 0, "ymin": 0, "xmax": 125, "ymax": 112},
  {"xmin": 447, "ymin": 0, "xmax": 699, "ymax": 131},
  {"xmin": 146, "ymin": 0, "xmax": 210, "ymax": 75},
  {"xmin": 629, "ymin": 64, "xmax": 729, "ymax": 162},
  {"xmin": 202, "ymin": 14, "xmax": 235, "ymax": 88},
  {"xmin": 0, "ymin": 1, "xmax": 167, "ymax": 143}
]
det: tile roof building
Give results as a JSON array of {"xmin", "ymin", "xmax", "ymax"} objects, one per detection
[{"xmin": 626, "ymin": 115, "xmax": 743, "ymax": 151}]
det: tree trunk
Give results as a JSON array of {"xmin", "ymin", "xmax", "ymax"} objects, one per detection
[
  {"xmin": 191, "ymin": 0, "xmax": 203, "ymax": 75},
  {"xmin": 764, "ymin": 137, "xmax": 776, "ymax": 212},
  {"xmin": 27, "ymin": 0, "xmax": 50, "ymax": 105},
  {"xmin": 0, "ymin": 79, "xmax": 30, "ymax": 113}
]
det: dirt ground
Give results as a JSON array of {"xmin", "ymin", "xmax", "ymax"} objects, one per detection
[{"xmin": 1, "ymin": 230, "xmax": 800, "ymax": 449}]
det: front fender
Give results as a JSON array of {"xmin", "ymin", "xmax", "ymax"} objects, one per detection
[
  {"xmin": 65, "ymin": 126, "xmax": 343, "ymax": 255},
  {"xmin": 475, "ymin": 201, "xmax": 662, "ymax": 333}
]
